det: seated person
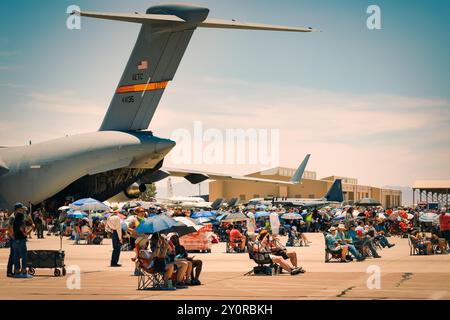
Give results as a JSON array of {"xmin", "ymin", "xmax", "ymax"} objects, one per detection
[
  {"xmin": 325, "ymin": 227, "xmax": 349, "ymax": 262},
  {"xmin": 430, "ymin": 232, "xmax": 448, "ymax": 254},
  {"xmin": 335, "ymin": 224, "xmax": 365, "ymax": 261},
  {"xmin": 410, "ymin": 230, "xmax": 432, "ymax": 255},
  {"xmin": 133, "ymin": 235, "xmax": 175, "ymax": 289},
  {"xmin": 346, "ymin": 225, "xmax": 381, "ymax": 258},
  {"xmin": 366, "ymin": 222, "xmax": 395, "ymax": 248},
  {"xmin": 80, "ymin": 221, "xmax": 95, "ymax": 243},
  {"xmin": 253, "ymin": 230, "xmax": 302, "ymax": 275},
  {"xmin": 164, "ymin": 235, "xmax": 191, "ymax": 288},
  {"xmin": 170, "ymin": 234, "xmax": 202, "ymax": 285},
  {"xmin": 269, "ymin": 234, "xmax": 304, "ymax": 272},
  {"xmin": 229, "ymin": 224, "xmax": 246, "ymax": 252},
  {"xmin": 286, "ymin": 226, "xmax": 300, "ymax": 246}
]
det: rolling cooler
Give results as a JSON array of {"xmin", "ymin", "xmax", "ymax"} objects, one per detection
[{"xmin": 26, "ymin": 234, "xmax": 66, "ymax": 277}]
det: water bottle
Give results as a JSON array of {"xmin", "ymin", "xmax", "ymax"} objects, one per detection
[{"xmin": 167, "ymin": 279, "xmax": 173, "ymax": 289}]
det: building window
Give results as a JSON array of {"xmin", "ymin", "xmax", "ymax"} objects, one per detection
[
  {"xmin": 239, "ymin": 194, "xmax": 246, "ymax": 201},
  {"xmin": 253, "ymin": 194, "xmax": 259, "ymax": 199},
  {"xmin": 308, "ymin": 194, "xmax": 315, "ymax": 199},
  {"xmin": 295, "ymin": 194, "xmax": 302, "ymax": 198}
]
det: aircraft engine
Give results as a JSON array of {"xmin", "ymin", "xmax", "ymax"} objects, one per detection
[{"xmin": 123, "ymin": 182, "xmax": 147, "ymax": 199}]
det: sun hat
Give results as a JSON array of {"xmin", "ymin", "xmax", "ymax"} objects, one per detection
[{"xmin": 328, "ymin": 226, "xmax": 337, "ymax": 232}]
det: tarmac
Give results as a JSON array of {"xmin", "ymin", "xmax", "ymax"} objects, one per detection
[{"xmin": 1, "ymin": 233, "xmax": 449, "ymax": 300}]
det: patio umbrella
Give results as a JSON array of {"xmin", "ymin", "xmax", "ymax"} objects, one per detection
[
  {"xmin": 194, "ymin": 217, "xmax": 213, "ymax": 224},
  {"xmin": 221, "ymin": 212, "xmax": 248, "ymax": 223},
  {"xmin": 58, "ymin": 206, "xmax": 71, "ymax": 211},
  {"xmin": 173, "ymin": 217, "xmax": 203, "ymax": 236},
  {"xmin": 419, "ymin": 212, "xmax": 438, "ymax": 223},
  {"xmin": 280, "ymin": 212, "xmax": 303, "ymax": 220},
  {"xmin": 70, "ymin": 198, "xmax": 110, "ymax": 212},
  {"xmin": 254, "ymin": 211, "xmax": 270, "ymax": 219},
  {"xmin": 122, "ymin": 201, "xmax": 142, "ymax": 211},
  {"xmin": 67, "ymin": 210, "xmax": 88, "ymax": 219},
  {"xmin": 355, "ymin": 198, "xmax": 381, "ymax": 206},
  {"xmin": 136, "ymin": 214, "xmax": 180, "ymax": 234},
  {"xmin": 136, "ymin": 214, "xmax": 196, "ymax": 237},
  {"xmin": 190, "ymin": 211, "xmax": 216, "ymax": 219}
]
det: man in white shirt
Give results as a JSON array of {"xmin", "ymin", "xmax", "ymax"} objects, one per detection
[{"xmin": 106, "ymin": 212, "xmax": 123, "ymax": 267}]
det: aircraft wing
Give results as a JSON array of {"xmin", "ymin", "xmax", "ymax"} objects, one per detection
[
  {"xmin": 161, "ymin": 168, "xmax": 299, "ymax": 185},
  {"xmin": 140, "ymin": 154, "xmax": 311, "ymax": 185}
]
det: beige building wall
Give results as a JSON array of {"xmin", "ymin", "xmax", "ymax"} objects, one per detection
[{"xmin": 208, "ymin": 167, "xmax": 402, "ymax": 208}]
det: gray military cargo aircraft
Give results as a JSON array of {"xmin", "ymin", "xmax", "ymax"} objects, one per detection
[{"xmin": 0, "ymin": 4, "xmax": 317, "ymax": 210}]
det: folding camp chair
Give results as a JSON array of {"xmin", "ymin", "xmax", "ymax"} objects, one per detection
[
  {"xmin": 136, "ymin": 258, "xmax": 168, "ymax": 290},
  {"xmin": 323, "ymin": 232, "xmax": 343, "ymax": 263}
]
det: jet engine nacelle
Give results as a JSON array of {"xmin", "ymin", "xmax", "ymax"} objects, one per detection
[{"xmin": 123, "ymin": 182, "xmax": 147, "ymax": 199}]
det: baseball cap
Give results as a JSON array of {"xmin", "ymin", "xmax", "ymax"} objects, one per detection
[{"xmin": 14, "ymin": 202, "xmax": 28, "ymax": 211}]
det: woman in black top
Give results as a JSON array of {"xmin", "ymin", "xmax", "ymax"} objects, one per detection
[{"xmin": 12, "ymin": 212, "xmax": 32, "ymax": 278}]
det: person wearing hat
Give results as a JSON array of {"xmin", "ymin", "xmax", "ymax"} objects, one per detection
[
  {"xmin": 10, "ymin": 203, "xmax": 33, "ymax": 278},
  {"xmin": 335, "ymin": 224, "xmax": 365, "ymax": 262},
  {"xmin": 254, "ymin": 230, "xmax": 304, "ymax": 275},
  {"xmin": 325, "ymin": 226, "xmax": 350, "ymax": 262},
  {"xmin": 106, "ymin": 211, "xmax": 123, "ymax": 267}
]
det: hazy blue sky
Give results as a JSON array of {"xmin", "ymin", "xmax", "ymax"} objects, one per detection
[{"xmin": 0, "ymin": 0, "xmax": 449, "ymax": 190}]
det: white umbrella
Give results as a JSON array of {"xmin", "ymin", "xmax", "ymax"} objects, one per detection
[
  {"xmin": 70, "ymin": 198, "xmax": 110, "ymax": 212},
  {"xmin": 174, "ymin": 216, "xmax": 202, "ymax": 229}
]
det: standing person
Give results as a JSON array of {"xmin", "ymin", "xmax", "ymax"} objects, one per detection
[
  {"xmin": 33, "ymin": 209, "xmax": 44, "ymax": 239},
  {"xmin": 6, "ymin": 208, "xmax": 16, "ymax": 277},
  {"xmin": 11, "ymin": 203, "xmax": 32, "ymax": 278},
  {"xmin": 106, "ymin": 211, "xmax": 122, "ymax": 267},
  {"xmin": 439, "ymin": 211, "xmax": 450, "ymax": 245}
]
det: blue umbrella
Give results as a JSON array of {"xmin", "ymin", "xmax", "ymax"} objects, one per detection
[
  {"xmin": 216, "ymin": 214, "xmax": 226, "ymax": 222},
  {"xmin": 67, "ymin": 210, "xmax": 88, "ymax": 219},
  {"xmin": 254, "ymin": 211, "xmax": 270, "ymax": 219},
  {"xmin": 191, "ymin": 211, "xmax": 216, "ymax": 219},
  {"xmin": 135, "ymin": 214, "xmax": 181, "ymax": 234}
]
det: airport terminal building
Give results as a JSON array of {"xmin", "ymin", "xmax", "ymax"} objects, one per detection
[{"xmin": 209, "ymin": 167, "xmax": 402, "ymax": 208}]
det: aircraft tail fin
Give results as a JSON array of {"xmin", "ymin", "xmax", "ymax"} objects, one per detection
[
  {"xmin": 73, "ymin": 4, "xmax": 317, "ymax": 132},
  {"xmin": 290, "ymin": 154, "xmax": 311, "ymax": 184},
  {"xmin": 324, "ymin": 179, "xmax": 343, "ymax": 202}
]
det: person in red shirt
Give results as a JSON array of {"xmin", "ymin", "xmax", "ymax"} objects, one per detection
[
  {"xmin": 439, "ymin": 212, "xmax": 450, "ymax": 244},
  {"xmin": 229, "ymin": 224, "xmax": 246, "ymax": 251}
]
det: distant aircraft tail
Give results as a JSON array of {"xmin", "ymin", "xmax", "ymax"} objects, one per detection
[
  {"xmin": 324, "ymin": 179, "xmax": 343, "ymax": 202},
  {"xmin": 74, "ymin": 4, "xmax": 317, "ymax": 132},
  {"xmin": 290, "ymin": 154, "xmax": 310, "ymax": 184}
]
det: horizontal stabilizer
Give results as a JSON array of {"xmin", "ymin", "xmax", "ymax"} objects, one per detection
[{"xmin": 73, "ymin": 10, "xmax": 319, "ymax": 32}]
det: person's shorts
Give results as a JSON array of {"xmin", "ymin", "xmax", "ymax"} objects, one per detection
[{"xmin": 274, "ymin": 250, "xmax": 289, "ymax": 260}]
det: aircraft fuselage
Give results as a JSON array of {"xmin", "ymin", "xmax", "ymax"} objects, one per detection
[{"xmin": 0, "ymin": 131, "xmax": 175, "ymax": 209}]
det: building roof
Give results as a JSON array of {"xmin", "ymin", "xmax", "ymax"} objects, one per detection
[{"xmin": 412, "ymin": 180, "xmax": 450, "ymax": 191}]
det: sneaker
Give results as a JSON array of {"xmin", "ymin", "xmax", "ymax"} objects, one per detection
[
  {"xmin": 15, "ymin": 273, "xmax": 32, "ymax": 279},
  {"xmin": 374, "ymin": 255, "xmax": 382, "ymax": 258},
  {"xmin": 175, "ymin": 282, "xmax": 189, "ymax": 289},
  {"xmin": 6, "ymin": 273, "xmax": 14, "ymax": 278},
  {"xmin": 191, "ymin": 279, "xmax": 201, "ymax": 286},
  {"xmin": 388, "ymin": 244, "xmax": 395, "ymax": 248},
  {"xmin": 110, "ymin": 264, "xmax": 122, "ymax": 267},
  {"xmin": 290, "ymin": 268, "xmax": 302, "ymax": 275}
]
